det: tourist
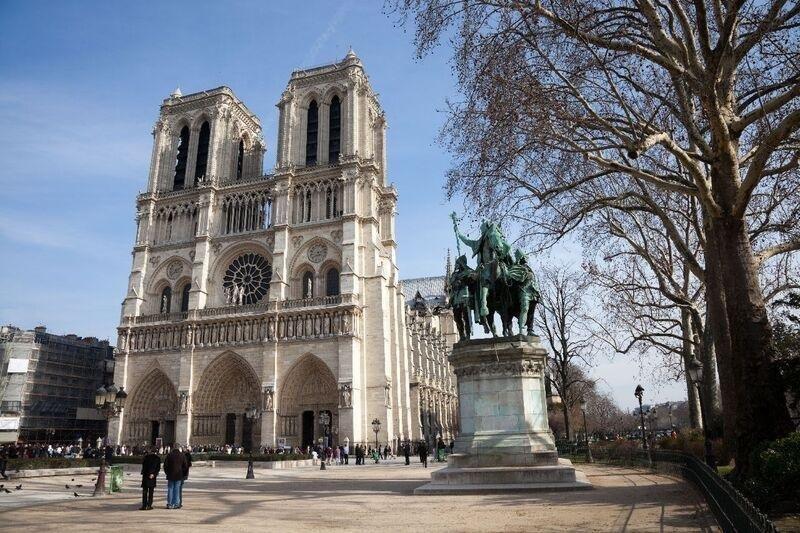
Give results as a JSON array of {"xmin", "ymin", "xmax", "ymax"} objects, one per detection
[
  {"xmin": 180, "ymin": 446, "xmax": 192, "ymax": 508},
  {"xmin": 403, "ymin": 441, "xmax": 411, "ymax": 465},
  {"xmin": 418, "ymin": 440, "xmax": 429, "ymax": 468},
  {"xmin": 0, "ymin": 445, "xmax": 7, "ymax": 479},
  {"xmin": 140, "ymin": 446, "xmax": 161, "ymax": 511},
  {"xmin": 164, "ymin": 444, "xmax": 188, "ymax": 509}
]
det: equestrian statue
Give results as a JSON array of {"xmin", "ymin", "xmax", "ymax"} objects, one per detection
[{"xmin": 448, "ymin": 213, "xmax": 540, "ymax": 340}]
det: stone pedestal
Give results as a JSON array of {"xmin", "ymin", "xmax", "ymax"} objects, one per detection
[{"xmin": 415, "ymin": 335, "xmax": 591, "ymax": 494}]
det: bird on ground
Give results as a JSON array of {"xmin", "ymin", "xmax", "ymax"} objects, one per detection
[
  {"xmin": 3, "ymin": 488, "xmax": 10, "ymax": 494},
  {"xmin": 14, "ymin": 485, "xmax": 21, "ymax": 490},
  {"xmin": 90, "ymin": 478, "xmax": 96, "ymax": 481},
  {"xmin": 71, "ymin": 478, "xmax": 75, "ymax": 481},
  {"xmin": 65, "ymin": 484, "xmax": 70, "ymax": 489},
  {"xmin": 73, "ymin": 492, "xmax": 80, "ymax": 497},
  {"xmin": 75, "ymin": 484, "xmax": 83, "ymax": 488}
]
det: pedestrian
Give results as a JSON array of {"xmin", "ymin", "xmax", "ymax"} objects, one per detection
[
  {"xmin": 180, "ymin": 447, "xmax": 192, "ymax": 508},
  {"xmin": 403, "ymin": 441, "xmax": 410, "ymax": 466},
  {"xmin": 0, "ymin": 445, "xmax": 7, "ymax": 479},
  {"xmin": 449, "ymin": 440, "xmax": 455, "ymax": 455},
  {"xmin": 104, "ymin": 444, "xmax": 114, "ymax": 465},
  {"xmin": 418, "ymin": 440, "xmax": 428, "ymax": 468},
  {"xmin": 140, "ymin": 446, "xmax": 161, "ymax": 511},
  {"xmin": 343, "ymin": 443, "xmax": 349, "ymax": 464},
  {"xmin": 163, "ymin": 444, "xmax": 188, "ymax": 509}
]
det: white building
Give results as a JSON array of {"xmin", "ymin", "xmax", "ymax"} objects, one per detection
[{"xmin": 110, "ymin": 51, "xmax": 457, "ymax": 450}]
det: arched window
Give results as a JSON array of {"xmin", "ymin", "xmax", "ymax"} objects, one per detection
[
  {"xmin": 325, "ymin": 268, "xmax": 340, "ymax": 297},
  {"xmin": 302, "ymin": 271, "xmax": 314, "ymax": 299},
  {"xmin": 180, "ymin": 283, "xmax": 191, "ymax": 313},
  {"xmin": 160, "ymin": 286, "xmax": 172, "ymax": 314},
  {"xmin": 328, "ymin": 96, "xmax": 341, "ymax": 163},
  {"xmin": 173, "ymin": 126, "xmax": 190, "ymax": 190},
  {"xmin": 325, "ymin": 186, "xmax": 333, "ymax": 219},
  {"xmin": 236, "ymin": 139, "xmax": 244, "ymax": 180},
  {"xmin": 304, "ymin": 190, "xmax": 312, "ymax": 222},
  {"xmin": 194, "ymin": 121, "xmax": 210, "ymax": 181},
  {"xmin": 306, "ymin": 101, "xmax": 318, "ymax": 166}
]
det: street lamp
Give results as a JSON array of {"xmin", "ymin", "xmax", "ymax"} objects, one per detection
[
  {"xmin": 634, "ymin": 384, "xmax": 652, "ymax": 466},
  {"xmin": 244, "ymin": 406, "xmax": 261, "ymax": 478},
  {"xmin": 371, "ymin": 418, "xmax": 381, "ymax": 451},
  {"xmin": 687, "ymin": 358, "xmax": 717, "ymax": 470},
  {"xmin": 93, "ymin": 384, "xmax": 127, "ymax": 496},
  {"xmin": 649, "ymin": 407, "xmax": 658, "ymax": 445},
  {"xmin": 578, "ymin": 398, "xmax": 593, "ymax": 463}
]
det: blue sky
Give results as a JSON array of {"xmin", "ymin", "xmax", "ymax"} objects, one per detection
[{"xmin": 0, "ymin": 1, "xmax": 685, "ymax": 409}]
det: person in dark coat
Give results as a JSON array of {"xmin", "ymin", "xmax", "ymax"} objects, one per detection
[
  {"xmin": 140, "ymin": 447, "xmax": 161, "ymax": 510},
  {"xmin": 180, "ymin": 448, "xmax": 192, "ymax": 507},
  {"xmin": 418, "ymin": 440, "xmax": 429, "ymax": 468},
  {"xmin": 164, "ymin": 445, "xmax": 188, "ymax": 509},
  {"xmin": 104, "ymin": 444, "xmax": 114, "ymax": 465},
  {"xmin": 403, "ymin": 441, "xmax": 411, "ymax": 466}
]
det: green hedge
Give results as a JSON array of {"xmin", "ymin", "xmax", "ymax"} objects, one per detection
[
  {"xmin": 8, "ymin": 457, "xmax": 102, "ymax": 470},
  {"xmin": 657, "ymin": 429, "xmax": 732, "ymax": 466},
  {"xmin": 742, "ymin": 432, "xmax": 800, "ymax": 511}
]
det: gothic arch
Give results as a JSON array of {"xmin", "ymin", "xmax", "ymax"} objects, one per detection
[
  {"xmin": 123, "ymin": 367, "xmax": 179, "ymax": 443},
  {"xmin": 321, "ymin": 85, "xmax": 346, "ymax": 106},
  {"xmin": 288, "ymin": 236, "xmax": 340, "ymax": 281},
  {"xmin": 192, "ymin": 351, "xmax": 261, "ymax": 415},
  {"xmin": 278, "ymin": 353, "xmax": 337, "ymax": 416}
]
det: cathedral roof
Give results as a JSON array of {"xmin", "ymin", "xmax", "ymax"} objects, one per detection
[{"xmin": 400, "ymin": 276, "xmax": 447, "ymax": 308}]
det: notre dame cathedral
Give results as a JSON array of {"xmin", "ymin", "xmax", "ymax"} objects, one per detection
[{"xmin": 109, "ymin": 51, "xmax": 458, "ymax": 451}]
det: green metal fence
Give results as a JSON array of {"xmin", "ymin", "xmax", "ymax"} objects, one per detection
[{"xmin": 556, "ymin": 442, "xmax": 778, "ymax": 533}]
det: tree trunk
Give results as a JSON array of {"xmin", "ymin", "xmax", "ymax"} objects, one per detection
[
  {"xmin": 699, "ymin": 320, "xmax": 724, "ymax": 438},
  {"xmin": 681, "ymin": 309, "xmax": 703, "ymax": 428},
  {"xmin": 561, "ymin": 402, "xmax": 572, "ymax": 441},
  {"xmin": 704, "ymin": 212, "xmax": 794, "ymax": 477}
]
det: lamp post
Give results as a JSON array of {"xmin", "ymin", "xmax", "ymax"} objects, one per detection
[
  {"xmin": 687, "ymin": 358, "xmax": 717, "ymax": 470},
  {"xmin": 319, "ymin": 411, "xmax": 331, "ymax": 448},
  {"xmin": 634, "ymin": 384, "xmax": 651, "ymax": 466},
  {"xmin": 93, "ymin": 384, "xmax": 127, "ymax": 496},
  {"xmin": 371, "ymin": 418, "xmax": 381, "ymax": 451},
  {"xmin": 578, "ymin": 398, "xmax": 593, "ymax": 463},
  {"xmin": 649, "ymin": 407, "xmax": 658, "ymax": 445},
  {"xmin": 668, "ymin": 403, "xmax": 674, "ymax": 431},
  {"xmin": 244, "ymin": 407, "xmax": 261, "ymax": 478}
]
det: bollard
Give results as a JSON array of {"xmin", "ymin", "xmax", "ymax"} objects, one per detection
[
  {"xmin": 320, "ymin": 461, "xmax": 326, "ymax": 470},
  {"xmin": 246, "ymin": 458, "xmax": 255, "ymax": 479}
]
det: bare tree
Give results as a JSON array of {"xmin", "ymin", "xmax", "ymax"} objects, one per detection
[
  {"xmin": 537, "ymin": 266, "xmax": 596, "ymax": 441},
  {"xmin": 393, "ymin": 0, "xmax": 800, "ymax": 476}
]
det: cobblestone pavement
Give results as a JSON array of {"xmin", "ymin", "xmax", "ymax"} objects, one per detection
[{"xmin": 0, "ymin": 460, "xmax": 718, "ymax": 532}]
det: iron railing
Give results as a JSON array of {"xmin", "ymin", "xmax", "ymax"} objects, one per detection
[{"xmin": 557, "ymin": 443, "xmax": 778, "ymax": 533}]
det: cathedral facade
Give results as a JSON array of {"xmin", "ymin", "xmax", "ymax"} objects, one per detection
[{"xmin": 110, "ymin": 51, "xmax": 458, "ymax": 450}]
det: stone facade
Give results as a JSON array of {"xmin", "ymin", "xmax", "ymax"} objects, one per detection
[{"xmin": 110, "ymin": 51, "xmax": 457, "ymax": 450}]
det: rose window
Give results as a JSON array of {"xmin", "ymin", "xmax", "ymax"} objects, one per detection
[{"xmin": 223, "ymin": 253, "xmax": 272, "ymax": 305}]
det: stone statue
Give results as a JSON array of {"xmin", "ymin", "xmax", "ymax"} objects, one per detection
[
  {"xmin": 340, "ymin": 384, "xmax": 351, "ymax": 408},
  {"xmin": 306, "ymin": 277, "xmax": 313, "ymax": 299},
  {"xmin": 263, "ymin": 387, "xmax": 274, "ymax": 411},
  {"xmin": 161, "ymin": 294, "xmax": 169, "ymax": 314},
  {"xmin": 236, "ymin": 284, "xmax": 245, "ymax": 305},
  {"xmin": 448, "ymin": 254, "xmax": 475, "ymax": 341},
  {"xmin": 449, "ymin": 214, "xmax": 541, "ymax": 338},
  {"xmin": 178, "ymin": 391, "xmax": 189, "ymax": 414}
]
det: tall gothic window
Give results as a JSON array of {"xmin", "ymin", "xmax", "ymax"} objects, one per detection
[
  {"xmin": 302, "ymin": 271, "xmax": 314, "ymax": 298},
  {"xmin": 304, "ymin": 190, "xmax": 312, "ymax": 222},
  {"xmin": 160, "ymin": 286, "xmax": 172, "ymax": 314},
  {"xmin": 306, "ymin": 101, "xmax": 318, "ymax": 166},
  {"xmin": 173, "ymin": 126, "xmax": 190, "ymax": 190},
  {"xmin": 180, "ymin": 283, "xmax": 191, "ymax": 313},
  {"xmin": 194, "ymin": 121, "xmax": 210, "ymax": 181},
  {"xmin": 325, "ymin": 186, "xmax": 333, "ymax": 219},
  {"xmin": 236, "ymin": 139, "xmax": 244, "ymax": 180},
  {"xmin": 325, "ymin": 268, "xmax": 340, "ymax": 297},
  {"xmin": 328, "ymin": 96, "xmax": 341, "ymax": 163}
]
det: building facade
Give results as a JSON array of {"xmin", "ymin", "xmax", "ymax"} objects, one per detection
[
  {"xmin": 110, "ymin": 51, "xmax": 457, "ymax": 450},
  {"xmin": 0, "ymin": 325, "xmax": 115, "ymax": 443}
]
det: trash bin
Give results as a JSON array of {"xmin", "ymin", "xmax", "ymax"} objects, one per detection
[{"xmin": 109, "ymin": 465, "xmax": 124, "ymax": 493}]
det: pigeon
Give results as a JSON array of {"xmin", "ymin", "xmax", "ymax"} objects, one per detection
[
  {"xmin": 14, "ymin": 485, "xmax": 21, "ymax": 490},
  {"xmin": 73, "ymin": 492, "xmax": 80, "ymax": 497},
  {"xmin": 75, "ymin": 484, "xmax": 83, "ymax": 488},
  {"xmin": 71, "ymin": 478, "xmax": 75, "ymax": 482},
  {"xmin": 0, "ymin": 484, "xmax": 3, "ymax": 489},
  {"xmin": 3, "ymin": 488, "xmax": 9, "ymax": 494},
  {"xmin": 91, "ymin": 478, "xmax": 96, "ymax": 481},
  {"xmin": 65, "ymin": 484, "xmax": 71, "ymax": 489}
]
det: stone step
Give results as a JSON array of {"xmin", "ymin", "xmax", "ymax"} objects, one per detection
[
  {"xmin": 415, "ymin": 468, "xmax": 593, "ymax": 495},
  {"xmin": 449, "ymin": 450, "xmax": 559, "ymax": 468},
  {"xmin": 430, "ymin": 464, "xmax": 579, "ymax": 485}
]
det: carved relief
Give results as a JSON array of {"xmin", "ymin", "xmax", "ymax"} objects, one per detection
[
  {"xmin": 149, "ymin": 255, "xmax": 162, "ymax": 266},
  {"xmin": 339, "ymin": 383, "xmax": 352, "ymax": 408},
  {"xmin": 262, "ymin": 386, "xmax": 274, "ymax": 412},
  {"xmin": 292, "ymin": 235, "xmax": 304, "ymax": 248},
  {"xmin": 330, "ymin": 230, "xmax": 342, "ymax": 243},
  {"xmin": 178, "ymin": 391, "xmax": 189, "ymax": 414},
  {"xmin": 167, "ymin": 260, "xmax": 183, "ymax": 280},
  {"xmin": 307, "ymin": 243, "xmax": 327, "ymax": 263}
]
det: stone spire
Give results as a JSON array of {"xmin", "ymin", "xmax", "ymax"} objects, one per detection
[{"xmin": 170, "ymin": 86, "xmax": 182, "ymax": 98}]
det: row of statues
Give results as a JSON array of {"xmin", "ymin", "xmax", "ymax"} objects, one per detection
[
  {"xmin": 448, "ymin": 214, "xmax": 540, "ymax": 340},
  {"xmin": 224, "ymin": 284, "xmax": 247, "ymax": 305}
]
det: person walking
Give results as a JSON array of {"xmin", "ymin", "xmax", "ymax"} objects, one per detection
[
  {"xmin": 418, "ymin": 440, "xmax": 429, "ymax": 468},
  {"xmin": 164, "ymin": 445, "xmax": 188, "ymax": 509},
  {"xmin": 179, "ymin": 447, "xmax": 192, "ymax": 508},
  {"xmin": 403, "ymin": 441, "xmax": 411, "ymax": 466},
  {"xmin": 140, "ymin": 447, "xmax": 161, "ymax": 511}
]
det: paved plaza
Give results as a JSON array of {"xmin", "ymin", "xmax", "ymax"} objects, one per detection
[{"xmin": 0, "ymin": 460, "xmax": 717, "ymax": 532}]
